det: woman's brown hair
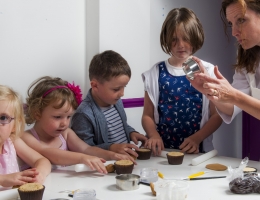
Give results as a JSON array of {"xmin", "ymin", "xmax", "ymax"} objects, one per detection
[{"xmin": 221, "ymin": 0, "xmax": 260, "ymax": 73}]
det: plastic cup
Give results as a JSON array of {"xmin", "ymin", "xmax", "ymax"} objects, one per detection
[
  {"xmin": 140, "ymin": 168, "xmax": 158, "ymax": 183},
  {"xmin": 73, "ymin": 188, "xmax": 96, "ymax": 200},
  {"xmin": 170, "ymin": 180, "xmax": 189, "ymax": 200},
  {"xmin": 155, "ymin": 179, "xmax": 189, "ymax": 200},
  {"xmin": 155, "ymin": 180, "xmax": 174, "ymax": 200}
]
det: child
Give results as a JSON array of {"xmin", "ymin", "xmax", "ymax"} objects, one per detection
[
  {"xmin": 71, "ymin": 50, "xmax": 147, "ymax": 158},
  {"xmin": 22, "ymin": 76, "xmax": 134, "ymax": 175},
  {"xmin": 142, "ymin": 8, "xmax": 222, "ymax": 156},
  {"xmin": 0, "ymin": 85, "xmax": 51, "ymax": 188}
]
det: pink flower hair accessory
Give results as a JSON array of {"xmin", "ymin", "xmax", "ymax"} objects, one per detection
[
  {"xmin": 66, "ymin": 82, "xmax": 83, "ymax": 105},
  {"xmin": 42, "ymin": 82, "xmax": 83, "ymax": 106}
]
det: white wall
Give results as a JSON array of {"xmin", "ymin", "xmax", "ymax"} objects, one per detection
[
  {"xmin": 0, "ymin": 0, "xmax": 86, "ymax": 98},
  {"xmin": 0, "ymin": 0, "xmax": 86, "ymax": 131},
  {"xmin": 85, "ymin": 0, "xmax": 151, "ymax": 136},
  {"xmin": 0, "ymin": 0, "xmax": 242, "ymax": 158}
]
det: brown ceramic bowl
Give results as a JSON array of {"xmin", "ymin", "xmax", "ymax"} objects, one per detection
[
  {"xmin": 136, "ymin": 148, "xmax": 152, "ymax": 160},
  {"xmin": 114, "ymin": 160, "xmax": 134, "ymax": 175},
  {"xmin": 167, "ymin": 152, "xmax": 184, "ymax": 165}
]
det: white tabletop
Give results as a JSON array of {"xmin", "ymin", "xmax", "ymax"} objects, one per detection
[{"xmin": 1, "ymin": 150, "xmax": 260, "ymax": 200}]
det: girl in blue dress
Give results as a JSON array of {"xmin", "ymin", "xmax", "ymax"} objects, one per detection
[{"xmin": 142, "ymin": 7, "xmax": 222, "ymax": 156}]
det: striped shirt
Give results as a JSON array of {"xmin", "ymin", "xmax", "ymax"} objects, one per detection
[{"xmin": 101, "ymin": 105, "xmax": 128, "ymax": 144}]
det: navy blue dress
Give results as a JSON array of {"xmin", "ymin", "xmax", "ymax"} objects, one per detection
[{"xmin": 156, "ymin": 61, "xmax": 203, "ymax": 150}]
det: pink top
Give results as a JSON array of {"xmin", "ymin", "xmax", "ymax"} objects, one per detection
[
  {"xmin": 19, "ymin": 128, "xmax": 69, "ymax": 171},
  {"xmin": 0, "ymin": 138, "xmax": 19, "ymax": 174},
  {"xmin": 30, "ymin": 128, "xmax": 68, "ymax": 150}
]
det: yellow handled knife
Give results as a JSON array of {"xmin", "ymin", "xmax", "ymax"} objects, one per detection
[{"xmin": 188, "ymin": 171, "xmax": 205, "ymax": 179}]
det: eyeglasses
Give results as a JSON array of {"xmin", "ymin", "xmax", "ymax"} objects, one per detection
[{"xmin": 0, "ymin": 114, "xmax": 15, "ymax": 125}]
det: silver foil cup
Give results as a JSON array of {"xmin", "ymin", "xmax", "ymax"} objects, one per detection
[
  {"xmin": 182, "ymin": 58, "xmax": 201, "ymax": 80},
  {"xmin": 115, "ymin": 174, "xmax": 140, "ymax": 190}
]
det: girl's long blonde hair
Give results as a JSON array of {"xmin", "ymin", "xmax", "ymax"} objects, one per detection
[{"xmin": 0, "ymin": 85, "xmax": 25, "ymax": 138}]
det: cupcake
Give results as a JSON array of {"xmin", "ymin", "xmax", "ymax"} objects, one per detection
[
  {"xmin": 136, "ymin": 148, "xmax": 152, "ymax": 160},
  {"xmin": 167, "ymin": 152, "xmax": 184, "ymax": 165},
  {"xmin": 114, "ymin": 160, "xmax": 134, "ymax": 175},
  {"xmin": 243, "ymin": 166, "xmax": 257, "ymax": 173},
  {"xmin": 18, "ymin": 183, "xmax": 45, "ymax": 200}
]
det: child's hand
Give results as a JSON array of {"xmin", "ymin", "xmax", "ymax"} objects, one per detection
[
  {"xmin": 112, "ymin": 153, "xmax": 137, "ymax": 165},
  {"xmin": 81, "ymin": 155, "xmax": 107, "ymax": 174},
  {"xmin": 130, "ymin": 132, "xmax": 148, "ymax": 147},
  {"xmin": 34, "ymin": 172, "xmax": 46, "ymax": 184},
  {"xmin": 144, "ymin": 136, "xmax": 164, "ymax": 156},
  {"xmin": 179, "ymin": 136, "xmax": 200, "ymax": 154},
  {"xmin": 0, "ymin": 168, "xmax": 38, "ymax": 187},
  {"xmin": 109, "ymin": 143, "xmax": 139, "ymax": 158}
]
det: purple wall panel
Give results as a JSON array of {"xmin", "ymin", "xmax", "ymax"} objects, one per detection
[
  {"xmin": 122, "ymin": 98, "xmax": 144, "ymax": 108},
  {"xmin": 242, "ymin": 111, "xmax": 260, "ymax": 161}
]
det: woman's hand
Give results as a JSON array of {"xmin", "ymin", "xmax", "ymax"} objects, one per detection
[
  {"xmin": 193, "ymin": 66, "xmax": 235, "ymax": 103},
  {"xmin": 187, "ymin": 56, "xmax": 210, "ymax": 95}
]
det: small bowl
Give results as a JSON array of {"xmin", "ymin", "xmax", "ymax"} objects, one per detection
[{"xmin": 115, "ymin": 174, "xmax": 140, "ymax": 190}]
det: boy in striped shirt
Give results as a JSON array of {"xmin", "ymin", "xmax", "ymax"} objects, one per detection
[{"xmin": 71, "ymin": 50, "xmax": 147, "ymax": 159}]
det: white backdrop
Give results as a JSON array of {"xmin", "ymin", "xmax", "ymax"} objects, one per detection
[{"xmin": 0, "ymin": 0, "xmax": 86, "ymax": 97}]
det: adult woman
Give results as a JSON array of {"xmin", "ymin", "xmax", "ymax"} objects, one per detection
[{"xmin": 190, "ymin": 0, "xmax": 260, "ymax": 123}]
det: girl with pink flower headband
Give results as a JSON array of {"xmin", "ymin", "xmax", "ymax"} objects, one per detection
[{"xmin": 22, "ymin": 76, "xmax": 135, "ymax": 174}]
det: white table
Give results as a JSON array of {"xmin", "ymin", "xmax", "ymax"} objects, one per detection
[{"xmin": 1, "ymin": 151, "xmax": 260, "ymax": 200}]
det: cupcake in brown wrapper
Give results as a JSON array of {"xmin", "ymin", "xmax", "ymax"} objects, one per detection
[
  {"xmin": 136, "ymin": 148, "xmax": 152, "ymax": 160},
  {"xmin": 114, "ymin": 160, "xmax": 134, "ymax": 175},
  {"xmin": 18, "ymin": 183, "xmax": 45, "ymax": 200},
  {"xmin": 167, "ymin": 152, "xmax": 184, "ymax": 165},
  {"xmin": 243, "ymin": 166, "xmax": 257, "ymax": 173}
]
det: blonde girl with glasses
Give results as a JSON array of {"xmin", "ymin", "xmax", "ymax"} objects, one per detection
[{"xmin": 0, "ymin": 85, "xmax": 51, "ymax": 188}]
